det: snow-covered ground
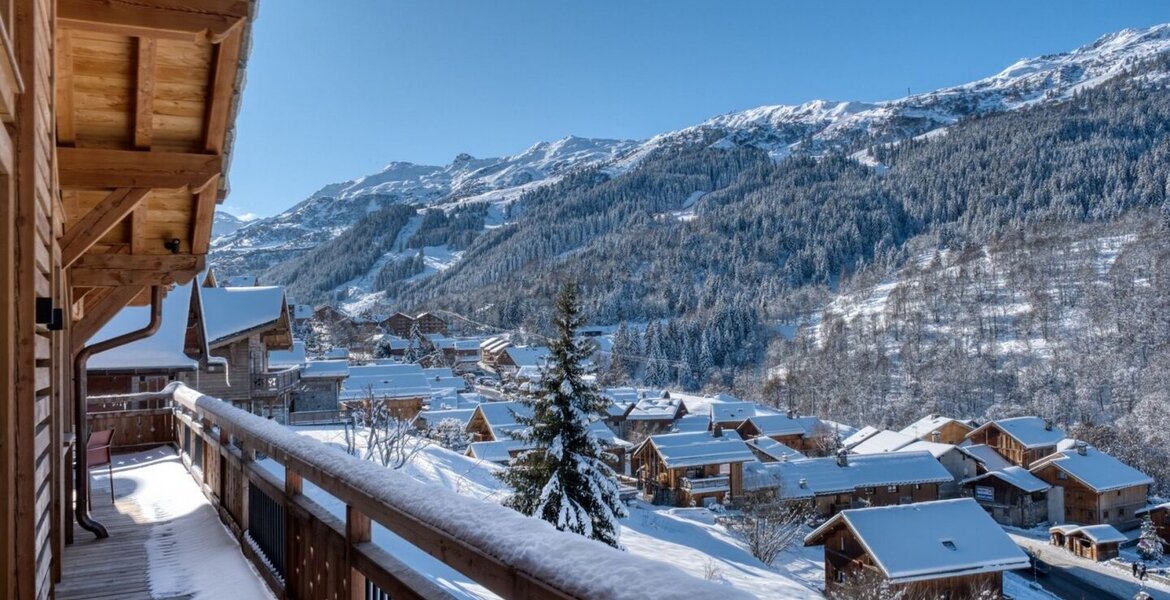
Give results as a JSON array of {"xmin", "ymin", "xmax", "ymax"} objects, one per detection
[
  {"xmin": 95, "ymin": 447, "xmax": 274, "ymax": 600},
  {"xmin": 1008, "ymin": 529, "xmax": 1170, "ymax": 600},
  {"xmin": 287, "ymin": 424, "xmax": 819, "ymax": 599}
]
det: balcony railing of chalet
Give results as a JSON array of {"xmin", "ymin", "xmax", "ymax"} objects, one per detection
[
  {"xmin": 252, "ymin": 366, "xmax": 301, "ymax": 398},
  {"xmin": 286, "ymin": 409, "xmax": 346, "ymax": 426},
  {"xmin": 86, "ymin": 383, "xmax": 745, "ymax": 600},
  {"xmin": 680, "ymin": 475, "xmax": 731, "ymax": 493}
]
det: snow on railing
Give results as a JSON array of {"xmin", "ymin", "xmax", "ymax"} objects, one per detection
[
  {"xmin": 680, "ymin": 475, "xmax": 731, "ymax": 492},
  {"xmin": 168, "ymin": 383, "xmax": 751, "ymax": 600}
]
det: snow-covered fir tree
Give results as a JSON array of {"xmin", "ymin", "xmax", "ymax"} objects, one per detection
[
  {"xmin": 497, "ymin": 282, "xmax": 627, "ymax": 547},
  {"xmin": 1137, "ymin": 515, "xmax": 1164, "ymax": 562},
  {"xmin": 404, "ymin": 321, "xmax": 424, "ymax": 363}
]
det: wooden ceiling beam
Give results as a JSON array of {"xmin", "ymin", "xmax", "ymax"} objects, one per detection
[
  {"xmin": 60, "ymin": 188, "xmax": 150, "ymax": 268},
  {"xmin": 58, "ymin": 147, "xmax": 220, "ymax": 190},
  {"xmin": 59, "ymin": 0, "xmax": 248, "ymax": 41},
  {"xmin": 70, "ymin": 253, "xmax": 203, "ymax": 288},
  {"xmin": 130, "ymin": 205, "xmax": 148, "ymax": 254},
  {"xmin": 134, "ymin": 36, "xmax": 156, "ymax": 150},
  {"xmin": 204, "ymin": 26, "xmax": 241, "ymax": 155},
  {"xmin": 190, "ymin": 174, "xmax": 218, "ymax": 255},
  {"xmin": 71, "ymin": 285, "xmax": 145, "ymax": 350}
]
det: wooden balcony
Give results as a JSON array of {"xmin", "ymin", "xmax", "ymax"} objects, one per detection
[
  {"xmin": 680, "ymin": 475, "xmax": 731, "ymax": 493},
  {"xmin": 251, "ymin": 366, "xmax": 301, "ymax": 398},
  {"xmin": 75, "ymin": 384, "xmax": 737, "ymax": 599}
]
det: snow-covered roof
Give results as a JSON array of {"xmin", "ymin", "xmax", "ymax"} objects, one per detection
[
  {"xmin": 268, "ymin": 340, "xmax": 307, "ymax": 369},
  {"xmin": 960, "ymin": 444, "xmax": 1013, "ymax": 472},
  {"xmin": 626, "ymin": 393, "xmax": 685, "ymax": 421},
  {"xmin": 769, "ymin": 451, "xmax": 953, "ymax": 498},
  {"xmin": 971, "ymin": 416, "xmax": 1065, "ymax": 449},
  {"xmin": 292, "ymin": 304, "xmax": 313, "ymax": 320},
  {"xmin": 426, "ymin": 375, "xmax": 467, "ymax": 393},
  {"xmin": 710, "ymin": 401, "xmax": 759, "ymax": 424},
  {"xmin": 201, "ymin": 286, "xmax": 288, "ymax": 344},
  {"xmin": 473, "ymin": 401, "xmax": 534, "ymax": 439},
  {"xmin": 741, "ymin": 414, "xmax": 824, "ymax": 438},
  {"xmin": 1029, "ymin": 443, "xmax": 1153, "ymax": 493},
  {"xmin": 842, "ymin": 425, "xmax": 880, "ymax": 448},
  {"xmin": 746, "ymin": 437, "xmax": 804, "ymax": 462},
  {"xmin": 88, "ymin": 282, "xmax": 204, "ymax": 371},
  {"xmin": 480, "ymin": 337, "xmax": 511, "ymax": 353},
  {"xmin": 849, "ymin": 430, "xmax": 917, "ymax": 455},
  {"xmin": 414, "ymin": 408, "xmax": 477, "ymax": 429},
  {"xmin": 1054, "ymin": 524, "xmax": 1127, "ymax": 544},
  {"xmin": 899, "ymin": 414, "xmax": 973, "ymax": 439},
  {"xmin": 668, "ymin": 415, "xmax": 712, "ymax": 433},
  {"xmin": 503, "ymin": 346, "xmax": 551, "ymax": 367},
  {"xmin": 961, "ymin": 466, "xmax": 1050, "ymax": 493},
  {"xmin": 301, "ymin": 359, "xmax": 349, "ymax": 379},
  {"xmin": 223, "ymin": 275, "xmax": 258, "ymax": 287},
  {"xmin": 805, "ymin": 498, "xmax": 1030, "ymax": 583},
  {"xmin": 466, "ymin": 439, "xmax": 531, "ymax": 463},
  {"xmin": 324, "ymin": 347, "xmax": 349, "ymax": 360},
  {"xmin": 1136, "ymin": 502, "xmax": 1170, "ymax": 517},
  {"xmin": 645, "ymin": 430, "xmax": 755, "ymax": 469},
  {"xmin": 341, "ymin": 364, "xmax": 433, "ymax": 400},
  {"xmin": 896, "ymin": 440, "xmax": 958, "ymax": 459}
]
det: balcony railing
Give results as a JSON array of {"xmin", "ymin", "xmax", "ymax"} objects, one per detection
[
  {"xmin": 86, "ymin": 383, "xmax": 744, "ymax": 599},
  {"xmin": 251, "ymin": 366, "xmax": 300, "ymax": 398},
  {"xmin": 680, "ymin": 475, "xmax": 730, "ymax": 493}
]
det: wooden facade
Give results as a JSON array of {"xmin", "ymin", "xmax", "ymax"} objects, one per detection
[
  {"xmin": 965, "ymin": 423, "xmax": 1057, "ymax": 468},
  {"xmin": 908, "ymin": 419, "xmax": 973, "ymax": 446},
  {"xmin": 961, "ymin": 473, "xmax": 1048, "ymax": 528},
  {"xmin": 1049, "ymin": 527, "xmax": 1121, "ymax": 561},
  {"xmin": 0, "ymin": 2, "xmax": 255, "ymax": 597},
  {"xmin": 811, "ymin": 483, "xmax": 941, "ymax": 519},
  {"xmin": 1031, "ymin": 462, "xmax": 1149, "ymax": 529},
  {"xmin": 1136, "ymin": 504, "xmax": 1170, "ymax": 552},
  {"xmin": 630, "ymin": 441, "xmax": 747, "ymax": 507}
]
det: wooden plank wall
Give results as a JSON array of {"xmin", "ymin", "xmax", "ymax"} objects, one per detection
[{"xmin": 13, "ymin": 0, "xmax": 60, "ymax": 597}]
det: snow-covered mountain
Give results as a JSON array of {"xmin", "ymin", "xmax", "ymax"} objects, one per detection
[
  {"xmin": 211, "ymin": 23, "xmax": 1170, "ymax": 295},
  {"xmin": 211, "ymin": 211, "xmax": 249, "ymax": 240}
]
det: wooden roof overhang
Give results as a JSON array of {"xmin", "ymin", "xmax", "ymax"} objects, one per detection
[{"xmin": 58, "ymin": 0, "xmax": 255, "ymax": 350}]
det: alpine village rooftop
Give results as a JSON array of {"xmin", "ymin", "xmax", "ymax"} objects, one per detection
[{"xmin": 0, "ymin": 2, "xmax": 737, "ymax": 599}]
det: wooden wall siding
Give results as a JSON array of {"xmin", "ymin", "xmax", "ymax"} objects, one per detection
[
  {"xmin": 0, "ymin": 7, "xmax": 19, "ymax": 598},
  {"xmin": 87, "ymin": 407, "xmax": 174, "ymax": 450},
  {"xmin": 1033, "ymin": 463, "xmax": 1148, "ymax": 528}
]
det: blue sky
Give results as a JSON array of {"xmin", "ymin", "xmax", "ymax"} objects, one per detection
[{"xmin": 224, "ymin": 1, "xmax": 1169, "ymax": 218}]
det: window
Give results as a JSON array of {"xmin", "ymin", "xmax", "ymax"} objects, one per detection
[
  {"xmin": 914, "ymin": 484, "xmax": 922, "ymax": 490},
  {"xmin": 941, "ymin": 540, "xmax": 957, "ymax": 551},
  {"xmin": 840, "ymin": 537, "xmax": 846, "ymax": 551},
  {"xmin": 865, "ymin": 487, "xmax": 875, "ymax": 495},
  {"xmin": 887, "ymin": 485, "xmax": 898, "ymax": 493},
  {"xmin": 835, "ymin": 569, "xmax": 845, "ymax": 583},
  {"xmin": 1103, "ymin": 510, "xmax": 1109, "ymax": 519},
  {"xmin": 1057, "ymin": 471, "xmax": 1067, "ymax": 480}
]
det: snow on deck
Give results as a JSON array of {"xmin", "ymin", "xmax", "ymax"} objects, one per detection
[{"xmin": 57, "ymin": 447, "xmax": 273, "ymax": 600}]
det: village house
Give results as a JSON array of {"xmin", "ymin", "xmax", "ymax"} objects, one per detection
[
  {"xmin": 197, "ymin": 284, "xmax": 297, "ymax": 420},
  {"xmin": 961, "ymin": 466, "xmax": 1051, "ymax": 528},
  {"xmin": 846, "ymin": 429, "xmax": 917, "ymax": 455},
  {"xmin": 893, "ymin": 440, "xmax": 979, "ymax": 498},
  {"xmin": 86, "ymin": 281, "xmax": 217, "ymax": 396},
  {"xmin": 1029, "ymin": 440, "xmax": 1152, "ymax": 529},
  {"xmin": 340, "ymin": 363, "xmax": 435, "ymax": 419},
  {"xmin": 630, "ymin": 428, "xmax": 756, "ymax": 507},
  {"xmin": 899, "ymin": 414, "xmax": 976, "ymax": 445},
  {"xmin": 414, "ymin": 407, "xmax": 478, "ymax": 433},
  {"xmin": 291, "ymin": 360, "xmax": 349, "ymax": 414},
  {"xmin": 478, "ymin": 336, "xmax": 512, "ymax": 371},
  {"xmin": 961, "ymin": 443, "xmax": 1015, "ymax": 474},
  {"xmin": 964, "ymin": 416, "xmax": 1065, "ymax": 468},
  {"xmin": 467, "ymin": 422, "xmax": 629, "ymax": 472},
  {"xmin": 623, "ymin": 391, "xmax": 688, "ymax": 438},
  {"xmin": 495, "ymin": 345, "xmax": 551, "ymax": 377},
  {"xmin": 382, "ymin": 311, "xmax": 449, "ymax": 338},
  {"xmin": 768, "ymin": 450, "xmax": 953, "ymax": 518},
  {"xmin": 805, "ymin": 498, "xmax": 1030, "ymax": 599},
  {"xmin": 1049, "ymin": 524, "xmax": 1126, "ymax": 561},
  {"xmin": 465, "ymin": 401, "xmax": 533, "ymax": 442},
  {"xmin": 736, "ymin": 411, "xmax": 832, "ymax": 455},
  {"xmin": 382, "ymin": 312, "xmax": 415, "ymax": 338},
  {"xmin": 1135, "ymin": 503, "xmax": 1170, "ymax": 552},
  {"xmin": 746, "ymin": 437, "xmax": 805, "ymax": 463},
  {"xmin": 709, "ymin": 401, "xmax": 760, "ymax": 431},
  {"xmin": 840, "ymin": 425, "xmax": 879, "ymax": 448}
]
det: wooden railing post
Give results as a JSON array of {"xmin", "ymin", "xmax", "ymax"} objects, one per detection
[
  {"xmin": 240, "ymin": 444, "xmax": 254, "ymax": 533},
  {"xmin": 347, "ymin": 505, "xmax": 371, "ymax": 600}
]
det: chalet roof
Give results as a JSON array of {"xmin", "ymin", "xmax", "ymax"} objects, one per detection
[
  {"xmin": 961, "ymin": 467, "xmax": 1050, "ymax": 493},
  {"xmin": 414, "ymin": 408, "xmax": 477, "ymax": 429},
  {"xmin": 899, "ymin": 415, "xmax": 973, "ymax": 439},
  {"xmin": 740, "ymin": 414, "xmax": 823, "ymax": 438},
  {"xmin": 895, "ymin": 440, "xmax": 959, "ymax": 459},
  {"xmin": 89, "ymin": 282, "xmax": 206, "ymax": 372},
  {"xmin": 301, "ymin": 360, "xmax": 349, "ymax": 380},
  {"xmin": 201, "ymin": 286, "xmax": 288, "ymax": 345},
  {"xmin": 710, "ymin": 402, "xmax": 758, "ymax": 424},
  {"xmin": 480, "ymin": 337, "xmax": 512, "ymax": 353},
  {"xmin": 669, "ymin": 415, "xmax": 713, "ymax": 433},
  {"xmin": 473, "ymin": 401, "xmax": 535, "ymax": 440},
  {"xmin": 292, "ymin": 304, "xmax": 314, "ymax": 320},
  {"xmin": 768, "ymin": 451, "xmax": 953, "ymax": 499},
  {"xmin": 626, "ymin": 394, "xmax": 685, "ymax": 421},
  {"xmin": 1052, "ymin": 524, "xmax": 1127, "ymax": 544},
  {"xmin": 1136, "ymin": 502, "xmax": 1170, "ymax": 517},
  {"xmin": 805, "ymin": 498, "xmax": 1030, "ymax": 583},
  {"xmin": 323, "ymin": 347, "xmax": 350, "ymax": 360},
  {"xmin": 960, "ymin": 444, "xmax": 1014, "ymax": 472},
  {"xmin": 849, "ymin": 430, "xmax": 917, "ymax": 455},
  {"xmin": 1029, "ymin": 443, "xmax": 1153, "ymax": 493},
  {"xmin": 341, "ymin": 364, "xmax": 433, "ymax": 400},
  {"xmin": 841, "ymin": 425, "xmax": 880, "ymax": 448},
  {"xmin": 268, "ymin": 340, "xmax": 307, "ymax": 370},
  {"xmin": 969, "ymin": 416, "xmax": 1065, "ymax": 449},
  {"xmin": 602, "ymin": 387, "xmax": 662, "ymax": 405},
  {"xmin": 503, "ymin": 346, "xmax": 551, "ymax": 368},
  {"xmin": 223, "ymin": 275, "xmax": 258, "ymax": 287},
  {"xmin": 644, "ymin": 430, "xmax": 755, "ymax": 469},
  {"xmin": 466, "ymin": 439, "xmax": 531, "ymax": 463},
  {"xmin": 746, "ymin": 438, "xmax": 804, "ymax": 462}
]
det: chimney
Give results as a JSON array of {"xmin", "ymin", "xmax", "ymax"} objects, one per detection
[
  {"xmin": 787, "ymin": 408, "xmax": 797, "ymax": 419},
  {"xmin": 836, "ymin": 448, "xmax": 849, "ymax": 467},
  {"xmin": 931, "ymin": 431, "xmax": 941, "ymax": 443},
  {"xmin": 798, "ymin": 477, "xmax": 808, "ymax": 489},
  {"xmin": 1075, "ymin": 441, "xmax": 1088, "ymax": 456},
  {"xmin": 713, "ymin": 423, "xmax": 723, "ymax": 438},
  {"xmin": 1044, "ymin": 419, "xmax": 1053, "ymax": 431}
]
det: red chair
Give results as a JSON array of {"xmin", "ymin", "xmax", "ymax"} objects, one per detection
[{"xmin": 86, "ymin": 429, "xmax": 115, "ymax": 505}]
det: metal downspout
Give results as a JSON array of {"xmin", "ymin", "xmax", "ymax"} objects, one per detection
[{"xmin": 72, "ymin": 286, "xmax": 164, "ymax": 539}]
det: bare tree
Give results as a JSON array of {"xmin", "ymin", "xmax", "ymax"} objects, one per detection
[
  {"xmin": 343, "ymin": 388, "xmax": 431, "ymax": 469},
  {"xmin": 724, "ymin": 490, "xmax": 812, "ymax": 565}
]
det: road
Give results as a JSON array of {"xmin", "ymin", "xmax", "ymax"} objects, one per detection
[
  {"xmin": 1017, "ymin": 564, "xmax": 1126, "ymax": 600},
  {"xmin": 1011, "ymin": 533, "xmax": 1169, "ymax": 600}
]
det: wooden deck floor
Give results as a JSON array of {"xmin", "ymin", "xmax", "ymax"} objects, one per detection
[{"xmin": 55, "ymin": 446, "xmax": 239, "ymax": 600}]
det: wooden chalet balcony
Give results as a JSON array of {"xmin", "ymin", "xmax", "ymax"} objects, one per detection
[
  {"xmin": 680, "ymin": 475, "xmax": 731, "ymax": 493},
  {"xmin": 75, "ymin": 383, "xmax": 732, "ymax": 599},
  {"xmin": 251, "ymin": 366, "xmax": 301, "ymax": 398}
]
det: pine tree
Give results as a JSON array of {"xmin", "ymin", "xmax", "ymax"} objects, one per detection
[
  {"xmin": 404, "ymin": 321, "xmax": 424, "ymax": 363},
  {"xmin": 497, "ymin": 282, "xmax": 627, "ymax": 547},
  {"xmin": 1137, "ymin": 514, "xmax": 1164, "ymax": 561}
]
